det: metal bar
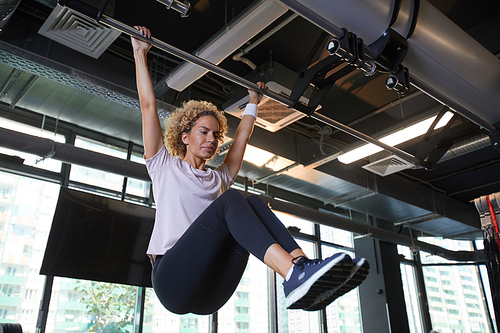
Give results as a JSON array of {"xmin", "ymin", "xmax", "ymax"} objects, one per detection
[
  {"xmin": 100, "ymin": 15, "xmax": 293, "ymax": 107},
  {"xmin": 310, "ymin": 112, "xmax": 427, "ymax": 166},
  {"xmin": 36, "ymin": 275, "xmax": 54, "ymax": 333},
  {"xmin": 49, "ymin": 10, "xmax": 426, "ymax": 167}
]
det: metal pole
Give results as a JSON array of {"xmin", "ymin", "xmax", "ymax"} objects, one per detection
[
  {"xmin": 99, "ymin": 14, "xmax": 427, "ymax": 166},
  {"xmin": 99, "ymin": 15, "xmax": 293, "ymax": 107}
]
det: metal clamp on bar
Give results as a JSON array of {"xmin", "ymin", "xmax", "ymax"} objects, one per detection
[
  {"xmin": 327, "ymin": 28, "xmax": 375, "ymax": 76},
  {"xmin": 386, "ymin": 64, "xmax": 410, "ymax": 95}
]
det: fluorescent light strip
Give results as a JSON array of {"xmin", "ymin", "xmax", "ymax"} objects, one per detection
[
  {"xmin": 166, "ymin": 0, "xmax": 287, "ymax": 91},
  {"xmin": 243, "ymin": 144, "xmax": 295, "ymax": 171},
  {"xmin": 338, "ymin": 111, "xmax": 454, "ymax": 164}
]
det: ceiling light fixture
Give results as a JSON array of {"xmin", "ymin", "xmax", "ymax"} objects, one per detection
[
  {"xmin": 162, "ymin": 0, "xmax": 287, "ymax": 92},
  {"xmin": 338, "ymin": 111, "xmax": 454, "ymax": 164},
  {"xmin": 243, "ymin": 145, "xmax": 295, "ymax": 171}
]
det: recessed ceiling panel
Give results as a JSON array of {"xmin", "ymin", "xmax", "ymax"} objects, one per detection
[{"xmin": 38, "ymin": 5, "xmax": 121, "ymax": 59}]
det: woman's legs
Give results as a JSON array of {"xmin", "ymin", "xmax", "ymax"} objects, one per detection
[
  {"xmin": 245, "ymin": 195, "xmax": 308, "ymax": 277},
  {"xmin": 152, "ymin": 189, "xmax": 296, "ymax": 314}
]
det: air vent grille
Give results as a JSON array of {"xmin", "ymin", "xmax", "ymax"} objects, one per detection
[
  {"xmin": 39, "ymin": 5, "xmax": 121, "ymax": 59},
  {"xmin": 257, "ymin": 98, "xmax": 297, "ymax": 124},
  {"xmin": 362, "ymin": 155, "xmax": 414, "ymax": 176},
  {"xmin": 225, "ymin": 81, "xmax": 307, "ymax": 132}
]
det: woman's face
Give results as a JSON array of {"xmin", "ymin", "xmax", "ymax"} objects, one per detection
[{"xmin": 182, "ymin": 115, "xmax": 220, "ymax": 160}]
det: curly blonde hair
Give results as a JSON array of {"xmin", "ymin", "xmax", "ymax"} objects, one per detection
[{"xmin": 164, "ymin": 100, "xmax": 228, "ymax": 159}]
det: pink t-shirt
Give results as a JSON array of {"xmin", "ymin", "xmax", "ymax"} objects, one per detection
[{"xmin": 145, "ymin": 145, "xmax": 233, "ymax": 258}]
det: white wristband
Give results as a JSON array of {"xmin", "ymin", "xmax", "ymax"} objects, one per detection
[{"xmin": 242, "ymin": 103, "xmax": 258, "ymax": 119}]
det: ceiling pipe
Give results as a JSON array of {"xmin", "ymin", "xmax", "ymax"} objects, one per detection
[
  {"xmin": 0, "ymin": 127, "xmax": 481, "ymax": 261},
  {"xmin": 439, "ymin": 134, "xmax": 492, "ymax": 163},
  {"xmin": 276, "ymin": 0, "xmax": 500, "ymax": 133}
]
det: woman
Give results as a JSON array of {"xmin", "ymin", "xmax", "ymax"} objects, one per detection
[{"xmin": 132, "ymin": 26, "xmax": 368, "ymax": 315}]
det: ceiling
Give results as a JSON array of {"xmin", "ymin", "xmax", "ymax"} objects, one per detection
[{"xmin": 0, "ymin": 0, "xmax": 499, "ymax": 240}]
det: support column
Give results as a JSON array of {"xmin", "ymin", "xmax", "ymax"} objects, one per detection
[{"xmin": 354, "ymin": 216, "xmax": 410, "ymax": 333}]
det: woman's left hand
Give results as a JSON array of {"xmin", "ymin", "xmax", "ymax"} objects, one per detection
[{"xmin": 248, "ymin": 81, "xmax": 268, "ymax": 105}]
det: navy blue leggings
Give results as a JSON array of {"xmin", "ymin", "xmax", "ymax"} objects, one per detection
[{"xmin": 152, "ymin": 188, "xmax": 300, "ymax": 315}]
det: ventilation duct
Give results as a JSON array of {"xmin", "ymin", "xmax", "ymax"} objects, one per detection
[
  {"xmin": 440, "ymin": 134, "xmax": 492, "ymax": 163},
  {"xmin": 38, "ymin": 5, "xmax": 121, "ymax": 59},
  {"xmin": 0, "ymin": 0, "xmax": 21, "ymax": 33},
  {"xmin": 277, "ymin": 0, "xmax": 500, "ymax": 131},
  {"xmin": 362, "ymin": 155, "xmax": 414, "ymax": 177}
]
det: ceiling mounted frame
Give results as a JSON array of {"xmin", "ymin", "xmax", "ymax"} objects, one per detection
[{"xmin": 56, "ymin": 0, "xmax": 442, "ymax": 169}]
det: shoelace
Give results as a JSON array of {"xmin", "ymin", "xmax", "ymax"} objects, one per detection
[{"xmin": 292, "ymin": 256, "xmax": 322, "ymax": 267}]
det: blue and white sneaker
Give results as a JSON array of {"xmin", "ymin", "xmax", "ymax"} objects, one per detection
[
  {"xmin": 304, "ymin": 257, "xmax": 370, "ymax": 311},
  {"xmin": 283, "ymin": 253, "xmax": 352, "ymax": 310}
]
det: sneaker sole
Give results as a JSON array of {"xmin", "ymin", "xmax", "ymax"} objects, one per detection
[
  {"xmin": 304, "ymin": 257, "xmax": 370, "ymax": 311},
  {"xmin": 286, "ymin": 254, "xmax": 352, "ymax": 310}
]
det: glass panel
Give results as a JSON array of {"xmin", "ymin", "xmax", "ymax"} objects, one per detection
[
  {"xmin": 0, "ymin": 117, "xmax": 65, "ymax": 172},
  {"xmin": 277, "ymin": 240, "xmax": 320, "ymax": 333},
  {"xmin": 218, "ymin": 255, "xmax": 269, "ymax": 333},
  {"xmin": 422, "ymin": 264, "xmax": 493, "ymax": 332},
  {"xmin": 419, "ymin": 237, "xmax": 474, "ymax": 264},
  {"xmin": 274, "ymin": 211, "xmax": 314, "ymax": 235},
  {"xmin": 126, "ymin": 154, "xmax": 150, "ymax": 198},
  {"xmin": 322, "ymin": 247, "xmax": 362, "ymax": 333},
  {"xmin": 397, "ymin": 245, "xmax": 415, "ymax": 261},
  {"xmin": 400, "ymin": 263, "xmax": 423, "ymax": 333},
  {"xmin": 479, "ymin": 264, "xmax": 497, "ymax": 333},
  {"xmin": 320, "ymin": 225, "xmax": 353, "ymax": 249},
  {"xmin": 143, "ymin": 288, "xmax": 210, "ymax": 333},
  {"xmin": 46, "ymin": 278, "xmax": 137, "ymax": 332},
  {"xmin": 69, "ymin": 137, "xmax": 127, "ymax": 192},
  {"xmin": 0, "ymin": 171, "xmax": 60, "ymax": 331}
]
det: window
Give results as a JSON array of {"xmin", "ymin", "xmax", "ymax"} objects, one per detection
[
  {"xmin": 69, "ymin": 137, "xmax": 127, "ymax": 192},
  {"xmin": 429, "ymin": 297, "xmax": 442, "ymax": 303},
  {"xmin": 0, "ymin": 172, "xmax": 60, "ymax": 332},
  {"xmin": 400, "ymin": 262, "xmax": 423, "ymax": 333},
  {"xmin": 0, "ymin": 117, "xmax": 65, "ymax": 172},
  {"xmin": 420, "ymin": 238, "xmax": 494, "ymax": 333},
  {"xmin": 277, "ymin": 240, "xmax": 321, "ymax": 333},
  {"xmin": 47, "ymin": 278, "xmax": 137, "ymax": 332},
  {"xmin": 143, "ymin": 288, "xmax": 210, "ymax": 333}
]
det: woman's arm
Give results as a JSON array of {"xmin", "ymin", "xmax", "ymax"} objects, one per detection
[
  {"xmin": 223, "ymin": 82, "xmax": 267, "ymax": 180},
  {"xmin": 132, "ymin": 26, "xmax": 164, "ymax": 159}
]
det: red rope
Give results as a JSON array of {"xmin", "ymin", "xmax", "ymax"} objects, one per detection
[{"xmin": 487, "ymin": 195, "xmax": 500, "ymax": 250}]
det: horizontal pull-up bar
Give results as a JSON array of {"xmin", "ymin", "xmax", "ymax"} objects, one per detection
[{"xmin": 57, "ymin": 0, "xmax": 427, "ymax": 167}]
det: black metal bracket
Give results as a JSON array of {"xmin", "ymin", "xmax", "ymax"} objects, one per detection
[
  {"xmin": 368, "ymin": 28, "xmax": 408, "ymax": 73},
  {"xmin": 289, "ymin": 29, "xmax": 365, "ymax": 116},
  {"xmin": 415, "ymin": 107, "xmax": 457, "ymax": 168},
  {"xmin": 488, "ymin": 123, "xmax": 500, "ymax": 151}
]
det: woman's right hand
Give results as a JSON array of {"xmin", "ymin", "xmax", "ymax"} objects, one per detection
[{"xmin": 131, "ymin": 26, "xmax": 152, "ymax": 53}]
